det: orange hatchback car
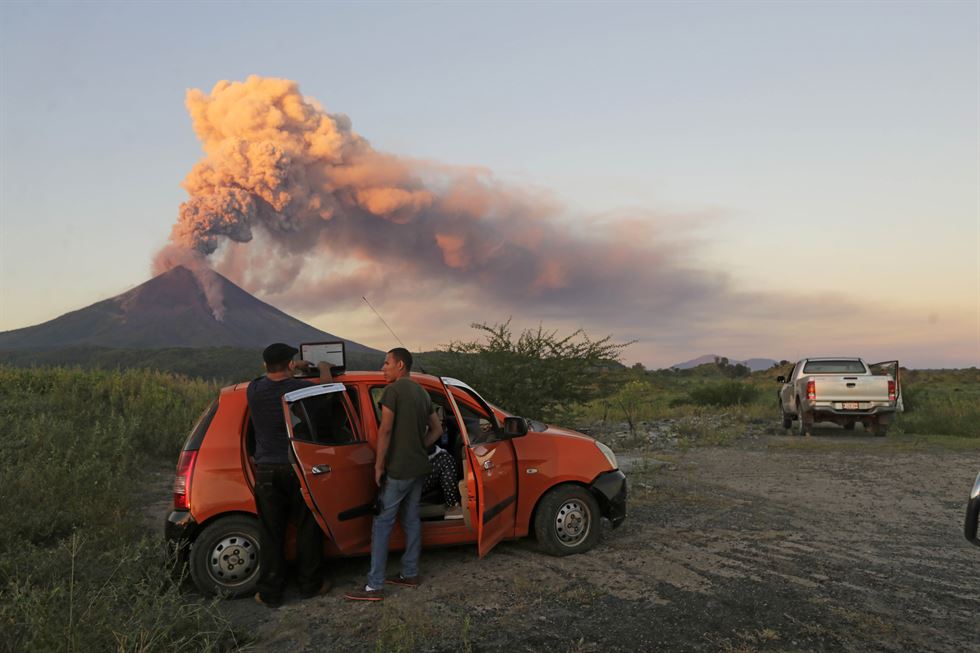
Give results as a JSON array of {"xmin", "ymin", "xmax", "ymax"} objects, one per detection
[{"xmin": 166, "ymin": 367, "xmax": 627, "ymax": 597}]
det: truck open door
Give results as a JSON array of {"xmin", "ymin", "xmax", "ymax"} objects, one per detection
[
  {"xmin": 440, "ymin": 377, "xmax": 518, "ymax": 558},
  {"xmin": 283, "ymin": 383, "xmax": 377, "ymax": 553},
  {"xmin": 869, "ymin": 360, "xmax": 903, "ymax": 412}
]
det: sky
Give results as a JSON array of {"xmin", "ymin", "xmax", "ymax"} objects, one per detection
[{"xmin": 0, "ymin": 1, "xmax": 977, "ymax": 369}]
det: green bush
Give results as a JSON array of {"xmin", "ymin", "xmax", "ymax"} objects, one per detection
[
  {"xmin": 431, "ymin": 321, "xmax": 630, "ymax": 421},
  {"xmin": 0, "ymin": 366, "xmax": 242, "ymax": 652},
  {"xmin": 680, "ymin": 381, "xmax": 760, "ymax": 407}
]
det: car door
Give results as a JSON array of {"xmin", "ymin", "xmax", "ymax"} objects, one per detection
[
  {"xmin": 779, "ymin": 363, "xmax": 797, "ymax": 412},
  {"xmin": 869, "ymin": 360, "xmax": 903, "ymax": 411},
  {"xmin": 441, "ymin": 377, "xmax": 518, "ymax": 558},
  {"xmin": 283, "ymin": 383, "xmax": 376, "ymax": 553}
]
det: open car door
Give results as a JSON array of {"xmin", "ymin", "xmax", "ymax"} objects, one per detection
[
  {"xmin": 441, "ymin": 377, "xmax": 518, "ymax": 558},
  {"xmin": 283, "ymin": 383, "xmax": 376, "ymax": 553},
  {"xmin": 869, "ymin": 360, "xmax": 903, "ymax": 412}
]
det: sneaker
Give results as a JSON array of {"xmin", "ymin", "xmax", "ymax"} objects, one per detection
[
  {"xmin": 445, "ymin": 505, "xmax": 465, "ymax": 520},
  {"xmin": 300, "ymin": 578, "xmax": 332, "ymax": 599},
  {"xmin": 344, "ymin": 585, "xmax": 385, "ymax": 601},
  {"xmin": 254, "ymin": 592, "xmax": 281, "ymax": 608},
  {"xmin": 385, "ymin": 574, "xmax": 420, "ymax": 588}
]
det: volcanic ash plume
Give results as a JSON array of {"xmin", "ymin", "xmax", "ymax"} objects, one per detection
[{"xmin": 156, "ymin": 75, "xmax": 727, "ymax": 328}]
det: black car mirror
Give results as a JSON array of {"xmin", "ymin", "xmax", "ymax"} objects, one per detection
[
  {"xmin": 776, "ymin": 376, "xmax": 785, "ymax": 383},
  {"xmin": 502, "ymin": 416, "xmax": 528, "ymax": 438}
]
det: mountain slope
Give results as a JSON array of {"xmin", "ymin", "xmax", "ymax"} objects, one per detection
[
  {"xmin": 670, "ymin": 354, "xmax": 777, "ymax": 372},
  {"xmin": 0, "ymin": 266, "xmax": 379, "ymax": 353}
]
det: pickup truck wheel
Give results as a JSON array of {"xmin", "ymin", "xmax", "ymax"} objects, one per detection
[
  {"xmin": 189, "ymin": 515, "xmax": 261, "ymax": 597},
  {"xmin": 796, "ymin": 402, "xmax": 812, "ymax": 437},
  {"xmin": 534, "ymin": 485, "xmax": 601, "ymax": 557},
  {"xmin": 843, "ymin": 421, "xmax": 855, "ymax": 431}
]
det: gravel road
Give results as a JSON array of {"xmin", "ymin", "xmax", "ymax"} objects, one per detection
[{"xmin": 154, "ymin": 430, "xmax": 980, "ymax": 652}]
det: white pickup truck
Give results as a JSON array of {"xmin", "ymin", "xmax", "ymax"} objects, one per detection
[{"xmin": 777, "ymin": 358, "xmax": 902, "ymax": 436}]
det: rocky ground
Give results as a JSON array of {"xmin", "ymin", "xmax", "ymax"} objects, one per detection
[{"xmin": 150, "ymin": 425, "xmax": 980, "ymax": 652}]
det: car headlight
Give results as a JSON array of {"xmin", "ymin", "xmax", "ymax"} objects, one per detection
[{"xmin": 596, "ymin": 441, "xmax": 618, "ymax": 470}]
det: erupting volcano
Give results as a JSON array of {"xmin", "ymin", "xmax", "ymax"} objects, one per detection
[{"xmin": 0, "ymin": 266, "xmax": 379, "ymax": 353}]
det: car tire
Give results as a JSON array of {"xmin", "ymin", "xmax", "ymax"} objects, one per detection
[
  {"xmin": 189, "ymin": 515, "xmax": 261, "ymax": 597},
  {"xmin": 534, "ymin": 485, "xmax": 601, "ymax": 557},
  {"xmin": 843, "ymin": 421, "xmax": 855, "ymax": 431},
  {"xmin": 796, "ymin": 401, "xmax": 811, "ymax": 437}
]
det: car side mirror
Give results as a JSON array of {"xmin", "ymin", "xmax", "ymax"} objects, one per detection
[
  {"xmin": 776, "ymin": 376, "xmax": 785, "ymax": 383},
  {"xmin": 502, "ymin": 416, "xmax": 528, "ymax": 438}
]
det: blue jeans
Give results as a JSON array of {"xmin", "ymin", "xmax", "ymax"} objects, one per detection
[{"xmin": 367, "ymin": 475, "xmax": 425, "ymax": 589}]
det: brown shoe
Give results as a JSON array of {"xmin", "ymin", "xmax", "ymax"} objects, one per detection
[
  {"xmin": 385, "ymin": 574, "xmax": 420, "ymax": 588},
  {"xmin": 344, "ymin": 586, "xmax": 385, "ymax": 601},
  {"xmin": 300, "ymin": 579, "xmax": 331, "ymax": 599}
]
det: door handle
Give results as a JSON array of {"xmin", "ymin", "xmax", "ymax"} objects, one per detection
[
  {"xmin": 483, "ymin": 461, "xmax": 494, "ymax": 470},
  {"xmin": 312, "ymin": 464, "xmax": 331, "ymax": 475}
]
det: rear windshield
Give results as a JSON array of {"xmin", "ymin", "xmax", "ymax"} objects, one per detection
[{"xmin": 802, "ymin": 360, "xmax": 866, "ymax": 374}]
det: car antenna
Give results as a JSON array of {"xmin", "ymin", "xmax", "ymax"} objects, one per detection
[{"xmin": 362, "ymin": 296, "xmax": 428, "ymax": 374}]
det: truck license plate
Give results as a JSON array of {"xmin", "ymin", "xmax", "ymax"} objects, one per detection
[{"xmin": 842, "ymin": 402, "xmax": 859, "ymax": 410}]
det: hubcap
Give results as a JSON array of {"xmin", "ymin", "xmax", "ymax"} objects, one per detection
[
  {"xmin": 555, "ymin": 499, "xmax": 591, "ymax": 547},
  {"xmin": 208, "ymin": 534, "xmax": 258, "ymax": 586}
]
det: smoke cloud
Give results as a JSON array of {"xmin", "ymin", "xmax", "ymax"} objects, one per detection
[
  {"xmin": 155, "ymin": 76, "xmax": 726, "ymax": 327},
  {"xmin": 157, "ymin": 75, "xmax": 865, "ymax": 358}
]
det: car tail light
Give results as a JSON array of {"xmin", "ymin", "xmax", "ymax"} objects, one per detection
[
  {"xmin": 888, "ymin": 380, "xmax": 896, "ymax": 401},
  {"xmin": 173, "ymin": 450, "xmax": 198, "ymax": 511},
  {"xmin": 806, "ymin": 380, "xmax": 816, "ymax": 401}
]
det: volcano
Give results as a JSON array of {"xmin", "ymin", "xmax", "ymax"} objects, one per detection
[{"xmin": 0, "ymin": 266, "xmax": 380, "ymax": 353}]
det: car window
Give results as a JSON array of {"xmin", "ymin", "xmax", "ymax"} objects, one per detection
[
  {"xmin": 802, "ymin": 360, "xmax": 867, "ymax": 374},
  {"xmin": 369, "ymin": 385, "xmax": 385, "ymax": 425},
  {"xmin": 369, "ymin": 384, "xmax": 449, "ymax": 426},
  {"xmin": 288, "ymin": 392, "xmax": 357, "ymax": 445},
  {"xmin": 450, "ymin": 387, "xmax": 496, "ymax": 444}
]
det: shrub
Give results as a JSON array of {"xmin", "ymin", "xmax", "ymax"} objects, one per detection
[
  {"xmin": 684, "ymin": 381, "xmax": 760, "ymax": 407},
  {"xmin": 432, "ymin": 321, "xmax": 631, "ymax": 420}
]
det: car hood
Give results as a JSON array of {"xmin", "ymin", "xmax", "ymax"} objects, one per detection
[{"xmin": 536, "ymin": 423, "xmax": 596, "ymax": 442}]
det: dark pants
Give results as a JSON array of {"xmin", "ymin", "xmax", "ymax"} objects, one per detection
[{"xmin": 253, "ymin": 463, "xmax": 324, "ymax": 601}]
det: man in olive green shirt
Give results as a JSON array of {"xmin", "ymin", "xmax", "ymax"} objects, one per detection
[{"xmin": 345, "ymin": 347, "xmax": 443, "ymax": 601}]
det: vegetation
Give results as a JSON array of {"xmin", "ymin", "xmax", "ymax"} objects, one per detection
[
  {"xmin": 0, "ymin": 366, "xmax": 241, "ymax": 652},
  {"xmin": 0, "ymin": 346, "xmax": 385, "ymax": 385},
  {"xmin": 428, "ymin": 320, "xmax": 631, "ymax": 420}
]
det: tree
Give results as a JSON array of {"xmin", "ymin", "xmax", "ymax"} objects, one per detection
[{"xmin": 434, "ymin": 320, "xmax": 631, "ymax": 421}]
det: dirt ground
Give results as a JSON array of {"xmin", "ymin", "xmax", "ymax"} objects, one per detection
[{"xmin": 151, "ymin": 427, "xmax": 980, "ymax": 652}]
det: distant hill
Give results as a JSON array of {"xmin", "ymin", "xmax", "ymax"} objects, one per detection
[
  {"xmin": 0, "ymin": 266, "xmax": 381, "ymax": 354},
  {"xmin": 670, "ymin": 354, "xmax": 778, "ymax": 372}
]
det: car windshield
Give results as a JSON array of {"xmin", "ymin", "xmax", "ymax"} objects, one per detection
[{"xmin": 802, "ymin": 360, "xmax": 867, "ymax": 374}]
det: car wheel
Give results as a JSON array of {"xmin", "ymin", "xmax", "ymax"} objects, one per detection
[
  {"xmin": 779, "ymin": 401, "xmax": 792, "ymax": 430},
  {"xmin": 843, "ymin": 421, "xmax": 855, "ymax": 431},
  {"xmin": 189, "ymin": 515, "xmax": 261, "ymax": 597},
  {"xmin": 796, "ymin": 401, "xmax": 811, "ymax": 437},
  {"xmin": 534, "ymin": 485, "xmax": 601, "ymax": 556}
]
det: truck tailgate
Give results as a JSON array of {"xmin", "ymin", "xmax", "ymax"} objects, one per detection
[{"xmin": 812, "ymin": 376, "xmax": 890, "ymax": 402}]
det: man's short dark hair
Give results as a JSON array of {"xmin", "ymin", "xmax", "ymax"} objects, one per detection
[
  {"xmin": 263, "ymin": 342, "xmax": 298, "ymax": 373},
  {"xmin": 388, "ymin": 347, "xmax": 413, "ymax": 371}
]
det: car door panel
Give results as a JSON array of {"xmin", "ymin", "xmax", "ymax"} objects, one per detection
[
  {"xmin": 284, "ymin": 383, "xmax": 376, "ymax": 554},
  {"xmin": 441, "ymin": 378, "xmax": 517, "ymax": 557}
]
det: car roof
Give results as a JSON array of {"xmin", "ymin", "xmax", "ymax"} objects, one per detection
[{"xmin": 226, "ymin": 370, "xmax": 443, "ymax": 394}]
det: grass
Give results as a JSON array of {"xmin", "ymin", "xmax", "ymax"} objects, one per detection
[{"xmin": 0, "ymin": 366, "xmax": 242, "ymax": 652}]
